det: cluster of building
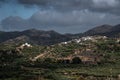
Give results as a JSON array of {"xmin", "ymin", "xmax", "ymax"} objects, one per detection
[
  {"xmin": 60, "ymin": 36, "xmax": 107, "ymax": 45},
  {"xmin": 16, "ymin": 43, "xmax": 32, "ymax": 51}
]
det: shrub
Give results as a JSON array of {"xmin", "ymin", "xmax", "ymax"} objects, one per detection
[{"xmin": 72, "ymin": 57, "xmax": 82, "ymax": 64}]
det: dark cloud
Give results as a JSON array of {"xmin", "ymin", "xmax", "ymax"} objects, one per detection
[
  {"xmin": 19, "ymin": 0, "xmax": 48, "ymax": 5},
  {"xmin": 0, "ymin": 0, "xmax": 6, "ymax": 2},
  {"xmin": 17, "ymin": 0, "xmax": 120, "ymax": 15},
  {"xmin": 18, "ymin": 0, "xmax": 93, "ymax": 10},
  {"xmin": 1, "ymin": 0, "xmax": 120, "ymax": 15},
  {"xmin": 1, "ymin": 0, "xmax": 120, "ymax": 16},
  {"xmin": 0, "ymin": 0, "xmax": 6, "ymax": 7},
  {"xmin": 0, "ymin": 0, "xmax": 120, "ymax": 33},
  {"xmin": 1, "ymin": 10, "xmax": 120, "ymax": 33},
  {"xmin": 0, "ymin": 0, "xmax": 15, "ymax": 3},
  {"xmin": 91, "ymin": 0, "xmax": 120, "ymax": 15}
]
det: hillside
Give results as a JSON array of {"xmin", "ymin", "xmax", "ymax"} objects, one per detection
[
  {"xmin": 83, "ymin": 24, "xmax": 120, "ymax": 37},
  {"xmin": 0, "ymin": 36, "xmax": 120, "ymax": 80},
  {"xmin": 0, "ymin": 24, "xmax": 120, "ymax": 45},
  {"xmin": 0, "ymin": 29, "xmax": 71, "ymax": 45}
]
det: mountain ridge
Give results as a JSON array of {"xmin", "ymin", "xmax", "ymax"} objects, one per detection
[
  {"xmin": 0, "ymin": 29, "xmax": 71, "ymax": 45},
  {"xmin": 0, "ymin": 24, "xmax": 120, "ymax": 45},
  {"xmin": 83, "ymin": 24, "xmax": 120, "ymax": 37}
]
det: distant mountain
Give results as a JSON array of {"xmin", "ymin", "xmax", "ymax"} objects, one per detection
[
  {"xmin": 0, "ymin": 24, "xmax": 120, "ymax": 45},
  {"xmin": 0, "ymin": 29, "xmax": 71, "ymax": 45},
  {"xmin": 83, "ymin": 24, "xmax": 120, "ymax": 37}
]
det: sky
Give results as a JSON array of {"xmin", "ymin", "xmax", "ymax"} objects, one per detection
[{"xmin": 0, "ymin": 0, "xmax": 120, "ymax": 33}]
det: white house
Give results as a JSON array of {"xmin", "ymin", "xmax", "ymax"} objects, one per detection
[
  {"xmin": 61, "ymin": 42, "xmax": 68, "ymax": 45},
  {"xmin": 82, "ymin": 36, "xmax": 93, "ymax": 41},
  {"xmin": 21, "ymin": 43, "xmax": 32, "ymax": 48},
  {"xmin": 74, "ymin": 39, "xmax": 81, "ymax": 43},
  {"xmin": 116, "ymin": 39, "xmax": 120, "ymax": 43}
]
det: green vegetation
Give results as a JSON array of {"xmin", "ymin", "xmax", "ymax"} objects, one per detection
[
  {"xmin": 0, "ymin": 37, "xmax": 120, "ymax": 80},
  {"xmin": 21, "ymin": 46, "xmax": 47, "ymax": 58}
]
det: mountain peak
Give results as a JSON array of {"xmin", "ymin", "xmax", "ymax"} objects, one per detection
[
  {"xmin": 24, "ymin": 28, "xmax": 38, "ymax": 32},
  {"xmin": 84, "ymin": 24, "xmax": 112, "ymax": 34},
  {"xmin": 22, "ymin": 28, "xmax": 45, "ymax": 34},
  {"xmin": 0, "ymin": 24, "xmax": 120, "ymax": 45},
  {"xmin": 23, "ymin": 29, "xmax": 59, "ymax": 34},
  {"xmin": 83, "ymin": 24, "xmax": 120, "ymax": 37},
  {"xmin": 92, "ymin": 24, "xmax": 113, "ymax": 30}
]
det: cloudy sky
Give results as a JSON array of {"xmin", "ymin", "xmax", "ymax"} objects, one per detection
[{"xmin": 0, "ymin": 0, "xmax": 120, "ymax": 33}]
